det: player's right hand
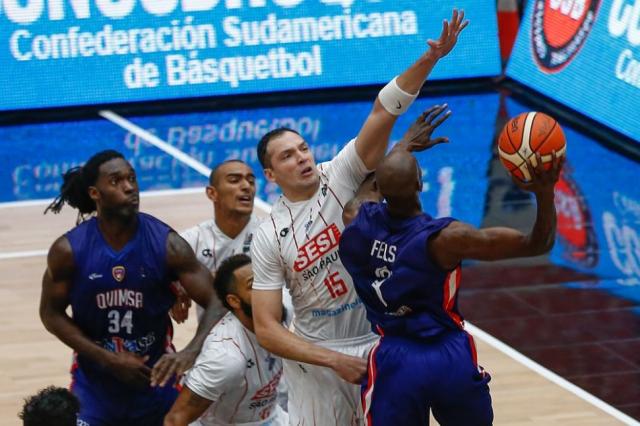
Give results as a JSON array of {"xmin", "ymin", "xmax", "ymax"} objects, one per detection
[
  {"xmin": 330, "ymin": 353, "xmax": 368, "ymax": 385},
  {"xmin": 513, "ymin": 151, "xmax": 564, "ymax": 195},
  {"xmin": 398, "ymin": 104, "xmax": 451, "ymax": 152},
  {"xmin": 107, "ymin": 352, "xmax": 151, "ymax": 389}
]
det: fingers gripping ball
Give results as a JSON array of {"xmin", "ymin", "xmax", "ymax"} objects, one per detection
[{"xmin": 498, "ymin": 112, "xmax": 566, "ymax": 181}]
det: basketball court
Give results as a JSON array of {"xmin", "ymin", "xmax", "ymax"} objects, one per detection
[
  {"xmin": 1, "ymin": 91, "xmax": 638, "ymax": 424},
  {"xmin": 1, "ymin": 0, "xmax": 639, "ymax": 424}
]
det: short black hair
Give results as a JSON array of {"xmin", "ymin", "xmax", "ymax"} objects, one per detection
[
  {"xmin": 214, "ymin": 254, "xmax": 252, "ymax": 310},
  {"xmin": 44, "ymin": 150, "xmax": 125, "ymax": 217},
  {"xmin": 209, "ymin": 159, "xmax": 247, "ymax": 186},
  {"xmin": 19, "ymin": 386, "xmax": 80, "ymax": 426},
  {"xmin": 256, "ymin": 127, "xmax": 301, "ymax": 169}
]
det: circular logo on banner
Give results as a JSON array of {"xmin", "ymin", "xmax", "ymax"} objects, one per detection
[{"xmin": 531, "ymin": 0, "xmax": 601, "ymax": 73}]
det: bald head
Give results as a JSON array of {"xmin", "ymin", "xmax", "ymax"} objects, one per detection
[{"xmin": 375, "ymin": 150, "xmax": 421, "ymax": 209}]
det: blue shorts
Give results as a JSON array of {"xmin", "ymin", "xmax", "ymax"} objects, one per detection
[
  {"xmin": 361, "ymin": 330, "xmax": 493, "ymax": 426},
  {"xmin": 71, "ymin": 366, "xmax": 178, "ymax": 426}
]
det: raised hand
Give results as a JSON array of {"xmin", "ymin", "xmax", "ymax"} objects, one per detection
[
  {"xmin": 427, "ymin": 9, "xmax": 469, "ymax": 60},
  {"xmin": 401, "ymin": 104, "xmax": 451, "ymax": 152},
  {"xmin": 513, "ymin": 151, "xmax": 564, "ymax": 195}
]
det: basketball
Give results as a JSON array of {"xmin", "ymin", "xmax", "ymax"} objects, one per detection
[{"xmin": 498, "ymin": 112, "xmax": 566, "ymax": 181}]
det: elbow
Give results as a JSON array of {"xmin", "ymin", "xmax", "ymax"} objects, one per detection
[
  {"xmin": 163, "ymin": 412, "xmax": 184, "ymax": 426},
  {"xmin": 529, "ymin": 236, "xmax": 556, "ymax": 257}
]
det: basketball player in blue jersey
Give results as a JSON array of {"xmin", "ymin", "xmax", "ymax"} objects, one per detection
[
  {"xmin": 340, "ymin": 147, "xmax": 563, "ymax": 425},
  {"xmin": 40, "ymin": 150, "xmax": 226, "ymax": 425}
]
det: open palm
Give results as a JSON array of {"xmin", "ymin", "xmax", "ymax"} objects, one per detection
[{"xmin": 428, "ymin": 9, "xmax": 469, "ymax": 60}]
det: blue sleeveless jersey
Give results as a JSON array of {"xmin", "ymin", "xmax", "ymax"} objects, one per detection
[
  {"xmin": 66, "ymin": 213, "xmax": 176, "ymax": 386},
  {"xmin": 340, "ymin": 202, "xmax": 463, "ymax": 338}
]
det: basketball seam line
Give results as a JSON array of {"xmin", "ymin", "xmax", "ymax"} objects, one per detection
[
  {"xmin": 535, "ymin": 120, "xmax": 559, "ymax": 153},
  {"xmin": 505, "ymin": 118, "xmax": 528, "ymax": 165}
]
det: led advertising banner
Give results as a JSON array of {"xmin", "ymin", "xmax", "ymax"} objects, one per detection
[
  {"xmin": 1, "ymin": 94, "xmax": 499, "ymax": 228},
  {"xmin": 0, "ymin": 0, "xmax": 500, "ymax": 111},
  {"xmin": 506, "ymin": 0, "xmax": 640, "ymax": 142},
  {"xmin": 506, "ymin": 98, "xmax": 640, "ymax": 285}
]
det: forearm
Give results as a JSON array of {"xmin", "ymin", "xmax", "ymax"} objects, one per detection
[
  {"xmin": 256, "ymin": 321, "xmax": 337, "ymax": 368},
  {"xmin": 164, "ymin": 411, "xmax": 191, "ymax": 426},
  {"xmin": 396, "ymin": 52, "xmax": 439, "ymax": 94},
  {"xmin": 525, "ymin": 191, "xmax": 557, "ymax": 255},
  {"xmin": 182, "ymin": 299, "xmax": 224, "ymax": 353},
  {"xmin": 42, "ymin": 312, "xmax": 113, "ymax": 368}
]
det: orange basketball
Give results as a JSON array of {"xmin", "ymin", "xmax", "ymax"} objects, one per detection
[{"xmin": 498, "ymin": 112, "xmax": 566, "ymax": 182}]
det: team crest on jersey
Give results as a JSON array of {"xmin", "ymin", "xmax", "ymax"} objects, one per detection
[{"xmin": 112, "ymin": 266, "xmax": 126, "ymax": 282}]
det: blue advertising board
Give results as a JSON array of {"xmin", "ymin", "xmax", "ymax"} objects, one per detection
[
  {"xmin": 506, "ymin": 0, "xmax": 640, "ymax": 143},
  {"xmin": 0, "ymin": 93, "xmax": 499, "ymax": 227},
  {"xmin": 507, "ymin": 98, "xmax": 640, "ymax": 285},
  {"xmin": 0, "ymin": 0, "xmax": 500, "ymax": 111}
]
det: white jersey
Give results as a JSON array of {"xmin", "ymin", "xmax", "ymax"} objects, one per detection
[
  {"xmin": 181, "ymin": 216, "xmax": 259, "ymax": 319},
  {"xmin": 186, "ymin": 312, "xmax": 287, "ymax": 426},
  {"xmin": 181, "ymin": 215, "xmax": 293, "ymax": 324},
  {"xmin": 181, "ymin": 215, "xmax": 260, "ymax": 271},
  {"xmin": 252, "ymin": 140, "xmax": 372, "ymax": 342}
]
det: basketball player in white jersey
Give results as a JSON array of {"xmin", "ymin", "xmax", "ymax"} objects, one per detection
[
  {"xmin": 250, "ymin": 10, "xmax": 468, "ymax": 425},
  {"xmin": 164, "ymin": 254, "xmax": 287, "ymax": 426},
  {"xmin": 173, "ymin": 160, "xmax": 260, "ymax": 322}
]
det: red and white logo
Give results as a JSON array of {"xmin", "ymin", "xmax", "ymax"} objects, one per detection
[
  {"xmin": 252, "ymin": 369, "xmax": 282, "ymax": 400},
  {"xmin": 112, "ymin": 266, "xmax": 126, "ymax": 283},
  {"xmin": 294, "ymin": 224, "xmax": 341, "ymax": 272},
  {"xmin": 531, "ymin": 0, "xmax": 601, "ymax": 73}
]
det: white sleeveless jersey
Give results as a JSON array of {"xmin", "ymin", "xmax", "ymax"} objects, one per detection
[
  {"xmin": 186, "ymin": 312, "xmax": 287, "ymax": 426},
  {"xmin": 252, "ymin": 140, "xmax": 372, "ymax": 342}
]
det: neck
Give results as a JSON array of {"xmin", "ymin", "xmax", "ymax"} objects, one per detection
[
  {"xmin": 214, "ymin": 208, "xmax": 251, "ymax": 239},
  {"xmin": 234, "ymin": 311, "xmax": 254, "ymax": 332},
  {"xmin": 283, "ymin": 181, "xmax": 320, "ymax": 203},
  {"xmin": 97, "ymin": 212, "xmax": 138, "ymax": 251},
  {"xmin": 386, "ymin": 200, "xmax": 422, "ymax": 219}
]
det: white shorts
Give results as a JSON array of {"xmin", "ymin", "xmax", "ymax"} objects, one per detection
[{"xmin": 284, "ymin": 333, "xmax": 378, "ymax": 426}]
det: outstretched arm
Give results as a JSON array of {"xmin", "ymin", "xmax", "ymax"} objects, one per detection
[
  {"xmin": 355, "ymin": 9, "xmax": 468, "ymax": 169},
  {"xmin": 152, "ymin": 232, "xmax": 223, "ymax": 386},
  {"xmin": 342, "ymin": 105, "xmax": 452, "ymax": 226},
  {"xmin": 252, "ymin": 289, "xmax": 367, "ymax": 384},
  {"xmin": 431, "ymin": 153, "xmax": 563, "ymax": 270}
]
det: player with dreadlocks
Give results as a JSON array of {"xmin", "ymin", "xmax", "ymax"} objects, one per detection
[{"xmin": 40, "ymin": 150, "xmax": 224, "ymax": 425}]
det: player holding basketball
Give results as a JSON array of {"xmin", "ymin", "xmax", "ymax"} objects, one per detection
[
  {"xmin": 40, "ymin": 150, "xmax": 225, "ymax": 425},
  {"xmin": 164, "ymin": 254, "xmax": 287, "ymax": 426},
  {"xmin": 250, "ymin": 10, "xmax": 467, "ymax": 424},
  {"xmin": 339, "ymin": 147, "xmax": 563, "ymax": 425}
]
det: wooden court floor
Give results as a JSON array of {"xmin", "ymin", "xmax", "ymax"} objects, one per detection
[{"xmin": 0, "ymin": 190, "xmax": 626, "ymax": 425}]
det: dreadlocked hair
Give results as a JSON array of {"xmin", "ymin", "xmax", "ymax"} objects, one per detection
[{"xmin": 44, "ymin": 150, "xmax": 125, "ymax": 221}]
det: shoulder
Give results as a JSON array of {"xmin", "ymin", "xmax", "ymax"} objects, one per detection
[
  {"xmin": 47, "ymin": 235, "xmax": 75, "ymax": 276},
  {"xmin": 180, "ymin": 219, "xmax": 215, "ymax": 241}
]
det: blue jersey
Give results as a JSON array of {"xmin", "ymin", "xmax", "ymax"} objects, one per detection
[
  {"xmin": 66, "ymin": 213, "xmax": 177, "ymax": 387},
  {"xmin": 340, "ymin": 202, "xmax": 462, "ymax": 338}
]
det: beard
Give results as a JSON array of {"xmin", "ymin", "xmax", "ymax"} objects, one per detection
[{"xmin": 239, "ymin": 299, "xmax": 253, "ymax": 318}]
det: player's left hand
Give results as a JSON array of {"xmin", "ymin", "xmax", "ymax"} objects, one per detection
[
  {"xmin": 150, "ymin": 348, "xmax": 199, "ymax": 387},
  {"xmin": 397, "ymin": 104, "xmax": 451, "ymax": 152},
  {"xmin": 426, "ymin": 9, "xmax": 469, "ymax": 60}
]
